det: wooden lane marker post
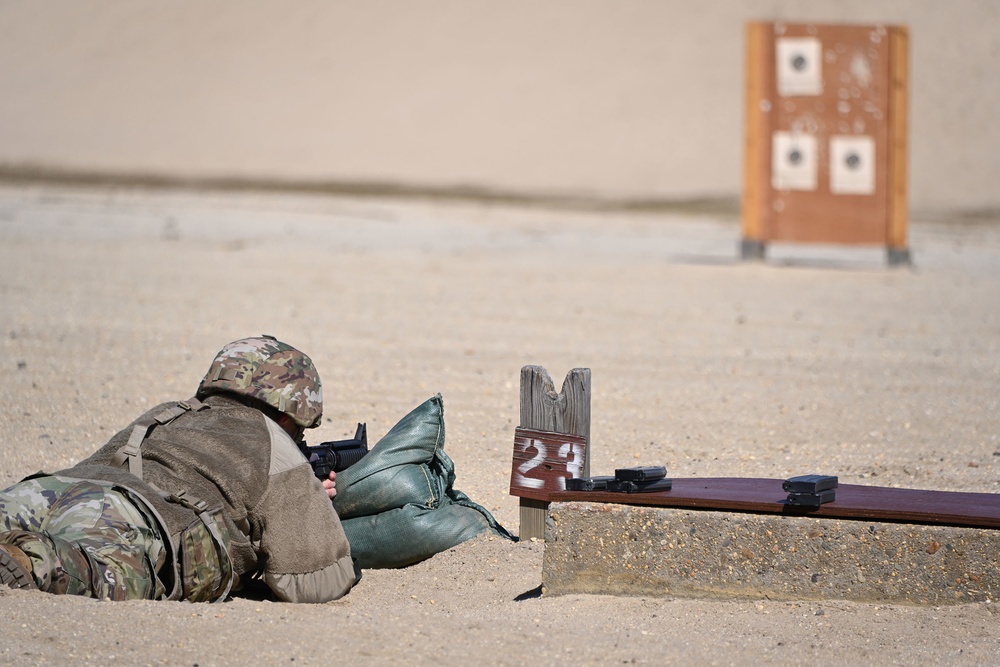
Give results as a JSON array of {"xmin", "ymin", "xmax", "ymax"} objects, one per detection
[{"xmin": 509, "ymin": 365, "xmax": 591, "ymax": 541}]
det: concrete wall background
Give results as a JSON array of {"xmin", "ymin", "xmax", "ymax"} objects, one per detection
[{"xmin": 0, "ymin": 0, "xmax": 996, "ymax": 215}]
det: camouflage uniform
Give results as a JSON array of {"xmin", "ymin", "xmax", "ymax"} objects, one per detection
[
  {"xmin": 1, "ymin": 336, "xmax": 358, "ymax": 603},
  {"xmin": 0, "ymin": 475, "xmax": 167, "ymax": 599}
]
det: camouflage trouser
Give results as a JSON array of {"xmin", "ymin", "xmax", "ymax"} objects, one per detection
[{"xmin": 0, "ymin": 475, "xmax": 168, "ymax": 600}]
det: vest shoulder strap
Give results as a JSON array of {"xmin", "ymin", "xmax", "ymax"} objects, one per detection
[{"xmin": 111, "ymin": 397, "xmax": 208, "ymax": 478}]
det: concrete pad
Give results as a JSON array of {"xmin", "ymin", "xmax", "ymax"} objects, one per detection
[{"xmin": 543, "ymin": 502, "xmax": 1000, "ymax": 605}]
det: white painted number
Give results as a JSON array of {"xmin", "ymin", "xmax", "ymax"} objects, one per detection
[
  {"xmin": 515, "ymin": 438, "xmax": 547, "ymax": 489},
  {"xmin": 558, "ymin": 442, "xmax": 585, "ymax": 488},
  {"xmin": 515, "ymin": 437, "xmax": 586, "ymax": 490}
]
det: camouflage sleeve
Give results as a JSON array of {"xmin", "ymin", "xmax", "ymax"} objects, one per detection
[{"xmin": 254, "ymin": 419, "xmax": 357, "ymax": 603}]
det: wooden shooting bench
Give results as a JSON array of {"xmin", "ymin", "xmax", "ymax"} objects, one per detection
[
  {"xmin": 550, "ymin": 478, "xmax": 1000, "ymax": 530},
  {"xmin": 509, "ymin": 366, "xmax": 1000, "ymax": 603}
]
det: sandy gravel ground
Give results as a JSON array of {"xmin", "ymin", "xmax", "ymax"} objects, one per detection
[{"xmin": 1, "ymin": 185, "xmax": 998, "ymax": 665}]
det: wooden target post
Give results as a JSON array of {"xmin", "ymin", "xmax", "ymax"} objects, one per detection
[
  {"xmin": 742, "ymin": 22, "xmax": 910, "ymax": 265},
  {"xmin": 508, "ymin": 365, "xmax": 591, "ymax": 541}
]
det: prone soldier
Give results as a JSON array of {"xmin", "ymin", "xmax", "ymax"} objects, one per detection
[{"xmin": 0, "ymin": 335, "xmax": 359, "ymax": 603}]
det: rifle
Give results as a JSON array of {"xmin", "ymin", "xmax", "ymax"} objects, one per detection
[{"xmin": 298, "ymin": 423, "xmax": 368, "ymax": 480}]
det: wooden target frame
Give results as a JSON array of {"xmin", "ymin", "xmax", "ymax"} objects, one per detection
[{"xmin": 741, "ymin": 22, "xmax": 910, "ymax": 265}]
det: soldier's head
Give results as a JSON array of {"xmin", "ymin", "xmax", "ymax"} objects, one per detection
[{"xmin": 196, "ymin": 335, "xmax": 322, "ymax": 440}]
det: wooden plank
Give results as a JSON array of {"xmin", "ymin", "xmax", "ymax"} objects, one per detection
[
  {"xmin": 886, "ymin": 25, "xmax": 910, "ymax": 255},
  {"xmin": 515, "ymin": 365, "xmax": 591, "ymax": 540},
  {"xmin": 518, "ymin": 498, "xmax": 548, "ymax": 542},
  {"xmin": 767, "ymin": 23, "xmax": 890, "ymax": 246},
  {"xmin": 519, "ymin": 366, "xmax": 591, "ymax": 471},
  {"xmin": 550, "ymin": 477, "xmax": 1000, "ymax": 529},
  {"xmin": 741, "ymin": 21, "xmax": 771, "ymax": 246}
]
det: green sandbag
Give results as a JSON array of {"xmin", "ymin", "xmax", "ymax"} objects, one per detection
[
  {"xmin": 333, "ymin": 395, "xmax": 512, "ymax": 569},
  {"xmin": 342, "ymin": 501, "xmax": 497, "ymax": 569},
  {"xmin": 332, "ymin": 396, "xmax": 448, "ymax": 518}
]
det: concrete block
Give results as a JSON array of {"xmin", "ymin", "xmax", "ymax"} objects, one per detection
[{"xmin": 543, "ymin": 502, "xmax": 1000, "ymax": 605}]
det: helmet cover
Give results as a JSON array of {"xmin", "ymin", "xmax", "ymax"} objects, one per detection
[{"xmin": 196, "ymin": 335, "xmax": 323, "ymax": 428}]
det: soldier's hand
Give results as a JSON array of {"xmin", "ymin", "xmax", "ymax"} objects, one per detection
[{"xmin": 322, "ymin": 470, "xmax": 337, "ymax": 499}]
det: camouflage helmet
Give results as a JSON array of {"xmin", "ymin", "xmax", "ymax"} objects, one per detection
[{"xmin": 196, "ymin": 335, "xmax": 323, "ymax": 429}]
